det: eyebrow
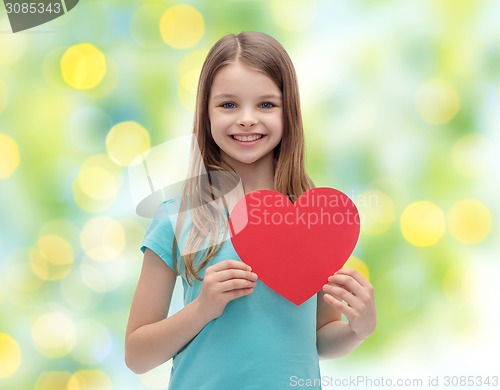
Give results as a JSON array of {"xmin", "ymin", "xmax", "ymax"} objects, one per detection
[{"xmin": 211, "ymin": 93, "xmax": 282, "ymax": 100}]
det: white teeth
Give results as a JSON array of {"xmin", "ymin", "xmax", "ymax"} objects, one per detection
[{"xmin": 232, "ymin": 134, "xmax": 263, "ymax": 142}]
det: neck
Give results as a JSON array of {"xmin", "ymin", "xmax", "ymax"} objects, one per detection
[{"xmin": 221, "ymin": 152, "xmax": 275, "ymax": 194}]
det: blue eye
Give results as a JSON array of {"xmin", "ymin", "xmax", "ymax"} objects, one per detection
[
  {"xmin": 221, "ymin": 102, "xmax": 236, "ymax": 109},
  {"xmin": 260, "ymin": 102, "xmax": 274, "ymax": 109}
]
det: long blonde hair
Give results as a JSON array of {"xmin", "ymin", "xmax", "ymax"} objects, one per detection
[{"xmin": 172, "ymin": 32, "xmax": 314, "ymax": 283}]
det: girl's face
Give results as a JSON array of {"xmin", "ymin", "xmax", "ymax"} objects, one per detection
[{"xmin": 208, "ymin": 61, "xmax": 283, "ymax": 167}]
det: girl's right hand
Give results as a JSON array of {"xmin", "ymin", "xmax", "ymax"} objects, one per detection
[{"xmin": 195, "ymin": 259, "xmax": 258, "ymax": 321}]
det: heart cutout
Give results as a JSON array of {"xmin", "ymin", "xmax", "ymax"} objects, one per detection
[{"xmin": 229, "ymin": 187, "xmax": 360, "ymax": 305}]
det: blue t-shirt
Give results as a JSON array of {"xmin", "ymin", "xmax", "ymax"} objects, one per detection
[{"xmin": 141, "ymin": 198, "xmax": 322, "ymax": 389}]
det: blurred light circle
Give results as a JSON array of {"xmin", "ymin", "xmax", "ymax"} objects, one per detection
[
  {"xmin": 121, "ymin": 219, "xmax": 147, "ymax": 257},
  {"xmin": 179, "ymin": 49, "xmax": 207, "ymax": 79},
  {"xmin": 38, "ymin": 235, "xmax": 74, "ymax": 266},
  {"xmin": 80, "ymin": 257, "xmax": 126, "ymax": 293},
  {"xmin": 79, "ymin": 166, "xmax": 119, "ymax": 201},
  {"xmin": 448, "ymin": 199, "xmax": 492, "ymax": 244},
  {"xmin": 72, "ymin": 181, "xmax": 115, "ymax": 213},
  {"xmin": 7, "ymin": 249, "xmax": 44, "ymax": 293},
  {"xmin": 80, "ymin": 217, "xmax": 125, "ymax": 261},
  {"xmin": 0, "ymin": 133, "xmax": 20, "ymax": 180},
  {"xmin": 35, "ymin": 371, "xmax": 71, "ymax": 390},
  {"xmin": 68, "ymin": 106, "xmax": 112, "ymax": 153},
  {"xmin": 271, "ymin": 0, "xmax": 317, "ymax": 31},
  {"xmin": 343, "ymin": 256, "xmax": 370, "ymax": 281},
  {"xmin": 451, "ymin": 134, "xmax": 492, "ymax": 179},
  {"xmin": 70, "ymin": 319, "xmax": 112, "ymax": 365},
  {"xmin": 60, "ymin": 270, "xmax": 103, "ymax": 311},
  {"xmin": 60, "ymin": 43, "xmax": 107, "ymax": 90},
  {"xmin": 357, "ymin": 190, "xmax": 395, "ymax": 236},
  {"xmin": 160, "ymin": 5, "xmax": 204, "ymax": 49},
  {"xmin": 178, "ymin": 70, "xmax": 201, "ymax": 112},
  {"xmin": 131, "ymin": 4, "xmax": 167, "ymax": 49},
  {"xmin": 400, "ymin": 201, "xmax": 445, "ymax": 246},
  {"xmin": 72, "ymin": 187, "xmax": 115, "ymax": 212},
  {"xmin": 29, "ymin": 235, "xmax": 74, "ymax": 281},
  {"xmin": 31, "ymin": 312, "xmax": 77, "ymax": 358},
  {"xmin": 68, "ymin": 370, "xmax": 113, "ymax": 390},
  {"xmin": 105, "ymin": 121, "xmax": 151, "ymax": 167},
  {"xmin": 0, "ymin": 79, "xmax": 8, "ymax": 112},
  {"xmin": 39, "ymin": 219, "xmax": 80, "ymax": 250},
  {"xmin": 415, "ymin": 79, "xmax": 460, "ymax": 124},
  {"xmin": 0, "ymin": 333, "xmax": 21, "ymax": 378},
  {"xmin": 72, "ymin": 155, "xmax": 123, "ymax": 213}
]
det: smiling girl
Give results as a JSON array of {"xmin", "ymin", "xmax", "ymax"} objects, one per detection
[{"xmin": 125, "ymin": 31, "xmax": 376, "ymax": 389}]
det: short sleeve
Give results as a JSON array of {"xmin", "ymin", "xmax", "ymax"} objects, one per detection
[{"xmin": 140, "ymin": 200, "xmax": 177, "ymax": 273}]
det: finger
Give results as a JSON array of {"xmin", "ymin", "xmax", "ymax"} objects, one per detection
[
  {"xmin": 209, "ymin": 259, "xmax": 252, "ymax": 273},
  {"xmin": 335, "ymin": 269, "xmax": 375, "ymax": 298},
  {"xmin": 219, "ymin": 278, "xmax": 257, "ymax": 293},
  {"xmin": 216, "ymin": 268, "xmax": 258, "ymax": 283},
  {"xmin": 323, "ymin": 284, "xmax": 358, "ymax": 308},
  {"xmin": 327, "ymin": 273, "xmax": 364, "ymax": 297},
  {"xmin": 333, "ymin": 268, "xmax": 373, "ymax": 289},
  {"xmin": 323, "ymin": 293, "xmax": 355, "ymax": 318},
  {"xmin": 224, "ymin": 287, "xmax": 255, "ymax": 301}
]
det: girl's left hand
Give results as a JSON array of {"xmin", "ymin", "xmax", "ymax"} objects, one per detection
[{"xmin": 322, "ymin": 268, "xmax": 376, "ymax": 340}]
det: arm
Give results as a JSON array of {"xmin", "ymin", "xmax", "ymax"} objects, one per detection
[
  {"xmin": 316, "ymin": 269, "xmax": 376, "ymax": 359},
  {"xmin": 125, "ymin": 250, "xmax": 257, "ymax": 374},
  {"xmin": 125, "ymin": 249, "xmax": 211, "ymax": 374}
]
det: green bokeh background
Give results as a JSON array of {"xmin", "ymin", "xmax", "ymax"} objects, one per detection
[{"xmin": 1, "ymin": 0, "xmax": 499, "ymax": 389}]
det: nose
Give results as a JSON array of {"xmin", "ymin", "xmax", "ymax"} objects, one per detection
[{"xmin": 237, "ymin": 108, "xmax": 258, "ymax": 127}]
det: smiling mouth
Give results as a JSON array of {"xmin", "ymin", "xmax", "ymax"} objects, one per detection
[{"xmin": 230, "ymin": 134, "xmax": 265, "ymax": 142}]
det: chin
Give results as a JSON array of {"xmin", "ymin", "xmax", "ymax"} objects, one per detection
[{"xmin": 234, "ymin": 157, "xmax": 260, "ymax": 165}]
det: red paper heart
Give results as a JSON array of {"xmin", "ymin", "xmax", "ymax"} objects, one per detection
[{"xmin": 229, "ymin": 187, "xmax": 360, "ymax": 305}]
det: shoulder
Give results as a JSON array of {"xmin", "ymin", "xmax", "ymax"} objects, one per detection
[
  {"xmin": 148, "ymin": 197, "xmax": 182, "ymax": 233},
  {"xmin": 140, "ymin": 198, "xmax": 182, "ymax": 272}
]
